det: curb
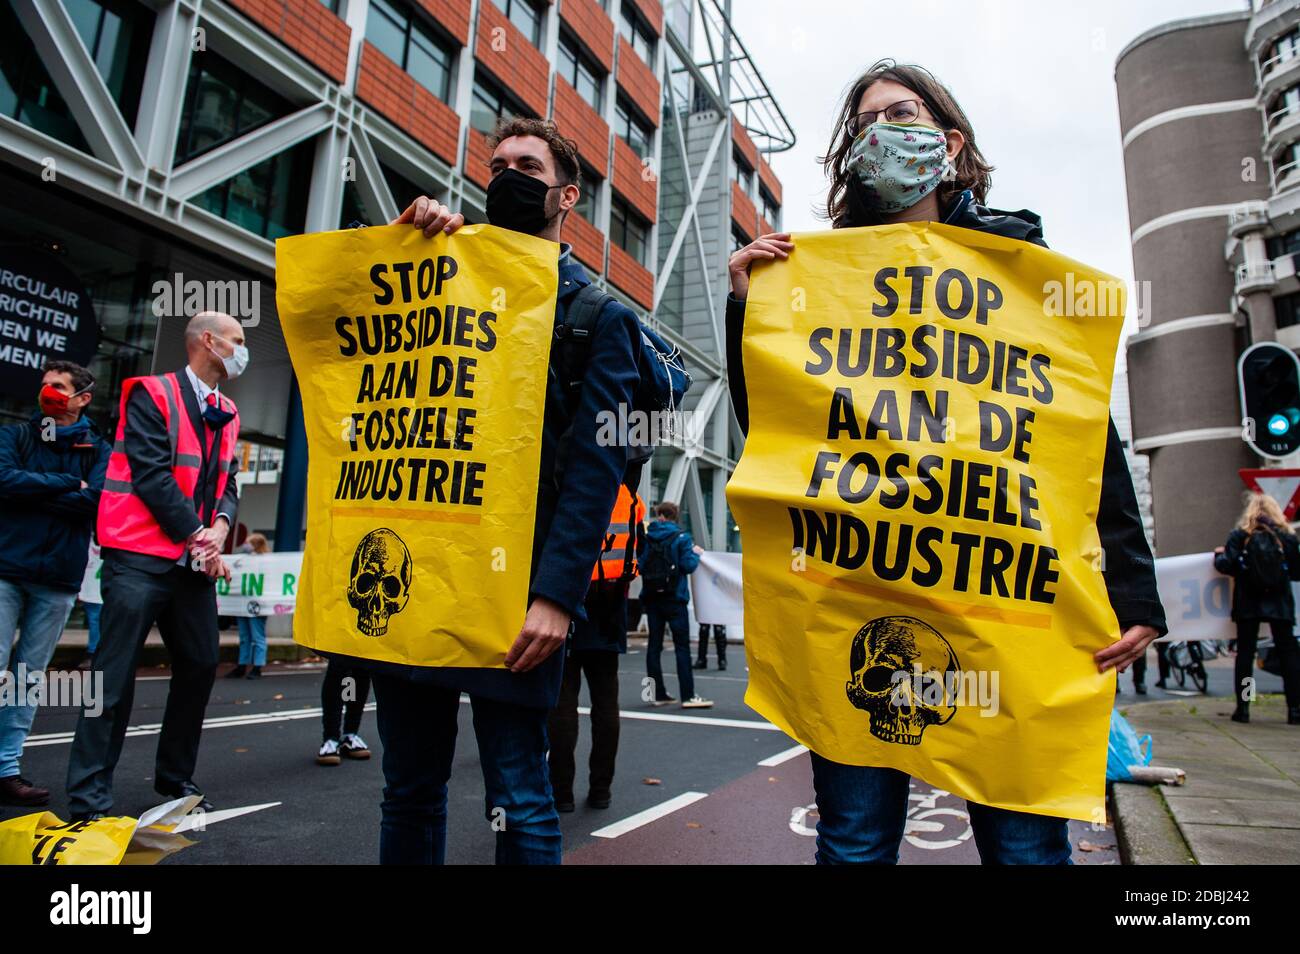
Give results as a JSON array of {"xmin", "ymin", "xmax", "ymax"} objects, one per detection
[{"xmin": 1111, "ymin": 781, "xmax": 1195, "ymax": 865}]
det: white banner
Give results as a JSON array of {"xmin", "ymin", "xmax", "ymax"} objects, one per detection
[
  {"xmin": 689, "ymin": 551, "xmax": 744, "ymax": 628},
  {"xmin": 80, "ymin": 551, "xmax": 301, "ymax": 618}
]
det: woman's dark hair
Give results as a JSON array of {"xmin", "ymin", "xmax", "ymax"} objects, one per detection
[{"xmin": 821, "ymin": 59, "xmax": 994, "ymax": 228}]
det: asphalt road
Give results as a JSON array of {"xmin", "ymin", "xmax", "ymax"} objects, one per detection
[{"xmin": 8, "ymin": 639, "xmax": 1249, "ymax": 864}]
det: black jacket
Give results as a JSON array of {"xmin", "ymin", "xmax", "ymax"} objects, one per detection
[
  {"xmin": 1214, "ymin": 525, "xmax": 1299, "ymax": 623},
  {"xmin": 102, "ymin": 370, "xmax": 240, "ymax": 575},
  {"xmin": 0, "ymin": 414, "xmax": 110, "ymax": 591},
  {"xmin": 724, "ymin": 191, "xmax": 1168, "ymax": 636}
]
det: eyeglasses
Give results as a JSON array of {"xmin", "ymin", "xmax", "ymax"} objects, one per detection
[{"xmin": 844, "ymin": 100, "xmax": 926, "ymax": 139}]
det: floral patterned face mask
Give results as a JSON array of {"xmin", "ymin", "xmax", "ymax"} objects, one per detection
[{"xmin": 847, "ymin": 121, "xmax": 951, "ymax": 214}]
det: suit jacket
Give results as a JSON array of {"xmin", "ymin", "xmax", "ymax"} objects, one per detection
[{"xmin": 102, "ymin": 370, "xmax": 240, "ymax": 575}]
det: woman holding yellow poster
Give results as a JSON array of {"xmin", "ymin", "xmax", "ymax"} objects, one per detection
[{"xmin": 725, "ymin": 60, "xmax": 1166, "ymax": 864}]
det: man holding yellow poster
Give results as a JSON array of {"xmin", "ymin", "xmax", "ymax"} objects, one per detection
[
  {"xmin": 724, "ymin": 62, "xmax": 1165, "ymax": 865},
  {"xmin": 276, "ymin": 119, "xmax": 645, "ymax": 865}
]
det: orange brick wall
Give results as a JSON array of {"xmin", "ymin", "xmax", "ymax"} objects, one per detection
[
  {"xmin": 559, "ymin": 0, "xmax": 615, "ymax": 72},
  {"xmin": 475, "ymin": 0, "xmax": 550, "ymax": 117},
  {"xmin": 731, "ymin": 179, "xmax": 758, "ymax": 240},
  {"xmin": 226, "ymin": 0, "xmax": 349, "ymax": 83},
  {"xmin": 758, "ymin": 155, "xmax": 782, "ymax": 207},
  {"xmin": 564, "ymin": 209, "xmax": 605, "ymax": 273},
  {"xmin": 616, "ymin": 36, "xmax": 660, "ymax": 129},
  {"xmin": 612, "ymin": 135, "xmax": 656, "ymax": 224},
  {"xmin": 758, "ymin": 216, "xmax": 774, "ymax": 236},
  {"xmin": 356, "ymin": 42, "xmax": 460, "ymax": 166},
  {"xmin": 414, "ymin": 0, "xmax": 472, "ymax": 45},
  {"xmin": 608, "ymin": 241, "xmax": 653, "ymax": 309},
  {"xmin": 625, "ymin": 0, "xmax": 663, "ymax": 35},
  {"xmin": 552, "ymin": 76, "xmax": 610, "ymax": 178},
  {"xmin": 464, "ymin": 127, "xmax": 493, "ymax": 189},
  {"xmin": 731, "ymin": 115, "xmax": 758, "ymax": 171}
]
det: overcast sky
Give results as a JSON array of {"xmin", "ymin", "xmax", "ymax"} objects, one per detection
[{"xmin": 728, "ymin": 0, "xmax": 1244, "ymax": 351}]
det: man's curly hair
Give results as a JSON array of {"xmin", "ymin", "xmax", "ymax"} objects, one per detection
[{"xmin": 488, "ymin": 117, "xmax": 582, "ymax": 188}]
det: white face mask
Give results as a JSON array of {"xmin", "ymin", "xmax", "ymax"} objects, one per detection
[{"xmin": 210, "ymin": 335, "xmax": 249, "ymax": 379}]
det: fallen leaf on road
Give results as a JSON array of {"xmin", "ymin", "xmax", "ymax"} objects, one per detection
[
  {"xmin": 273, "ymin": 694, "xmax": 284, "ymax": 700},
  {"xmin": 686, "ymin": 822, "xmax": 701, "ymax": 829},
  {"xmin": 235, "ymin": 747, "xmax": 248, "ymax": 753},
  {"xmin": 1077, "ymin": 840, "xmax": 1113, "ymax": 852},
  {"xmin": 643, "ymin": 777, "xmax": 662, "ymax": 786}
]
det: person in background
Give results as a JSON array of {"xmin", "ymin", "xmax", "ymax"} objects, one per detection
[
  {"xmin": 78, "ymin": 538, "xmax": 103, "ymax": 670},
  {"xmin": 227, "ymin": 532, "xmax": 269, "ymax": 680},
  {"xmin": 641, "ymin": 501, "xmax": 712, "ymax": 709},
  {"xmin": 695, "ymin": 623, "xmax": 727, "ymax": 671},
  {"xmin": 548, "ymin": 484, "xmax": 645, "ymax": 811},
  {"xmin": 66, "ymin": 311, "xmax": 244, "ymax": 820},
  {"xmin": 1214, "ymin": 492, "xmax": 1300, "ymax": 725},
  {"xmin": 317, "ymin": 659, "xmax": 372, "ymax": 765},
  {"xmin": 1129, "ymin": 643, "xmax": 1169, "ymax": 694},
  {"xmin": 0, "ymin": 360, "xmax": 110, "ymax": 807}
]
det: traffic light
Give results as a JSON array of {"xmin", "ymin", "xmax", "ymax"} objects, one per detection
[{"xmin": 1238, "ymin": 342, "xmax": 1300, "ymax": 458}]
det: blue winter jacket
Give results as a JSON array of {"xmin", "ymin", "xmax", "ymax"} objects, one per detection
[
  {"xmin": 642, "ymin": 519, "xmax": 700, "ymax": 604},
  {"xmin": 0, "ymin": 414, "xmax": 111, "ymax": 592}
]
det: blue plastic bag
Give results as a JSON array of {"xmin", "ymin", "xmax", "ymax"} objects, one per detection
[{"xmin": 1106, "ymin": 709, "xmax": 1153, "ymax": 782}]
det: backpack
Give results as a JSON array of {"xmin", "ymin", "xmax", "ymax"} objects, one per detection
[
  {"xmin": 640, "ymin": 530, "xmax": 682, "ymax": 599},
  {"xmin": 1245, "ymin": 529, "xmax": 1290, "ymax": 593},
  {"xmin": 551, "ymin": 284, "xmax": 691, "ymax": 484}
]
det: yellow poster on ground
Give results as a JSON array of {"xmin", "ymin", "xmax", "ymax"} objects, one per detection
[
  {"xmin": 275, "ymin": 223, "xmax": 557, "ymax": 668},
  {"xmin": 727, "ymin": 222, "xmax": 1125, "ymax": 820}
]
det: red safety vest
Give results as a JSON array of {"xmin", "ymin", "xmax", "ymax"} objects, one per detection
[
  {"xmin": 98, "ymin": 372, "xmax": 240, "ymax": 559},
  {"xmin": 591, "ymin": 484, "xmax": 646, "ymax": 582}
]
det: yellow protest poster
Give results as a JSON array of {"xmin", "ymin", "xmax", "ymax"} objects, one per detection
[
  {"xmin": 727, "ymin": 223, "xmax": 1124, "ymax": 820},
  {"xmin": 275, "ymin": 224, "xmax": 557, "ymax": 668}
]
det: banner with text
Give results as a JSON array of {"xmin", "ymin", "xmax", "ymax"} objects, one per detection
[{"xmin": 727, "ymin": 223, "xmax": 1126, "ymax": 821}]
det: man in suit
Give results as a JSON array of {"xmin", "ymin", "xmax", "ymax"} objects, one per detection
[{"xmin": 66, "ymin": 312, "xmax": 245, "ymax": 821}]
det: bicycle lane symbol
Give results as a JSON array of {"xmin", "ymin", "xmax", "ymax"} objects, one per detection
[{"xmin": 789, "ymin": 787, "xmax": 973, "ymax": 851}]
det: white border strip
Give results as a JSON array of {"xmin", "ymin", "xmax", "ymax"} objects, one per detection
[
  {"xmin": 1132, "ymin": 426, "xmax": 1242, "ymax": 452},
  {"xmin": 1122, "ymin": 99, "xmax": 1256, "ymax": 149},
  {"xmin": 590, "ymin": 792, "xmax": 708, "ymax": 839},
  {"xmin": 1131, "ymin": 204, "xmax": 1239, "ymax": 244},
  {"xmin": 1128, "ymin": 313, "xmax": 1235, "ymax": 345}
]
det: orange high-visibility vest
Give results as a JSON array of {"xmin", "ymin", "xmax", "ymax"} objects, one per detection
[
  {"xmin": 592, "ymin": 484, "xmax": 645, "ymax": 582},
  {"xmin": 98, "ymin": 372, "xmax": 240, "ymax": 559}
]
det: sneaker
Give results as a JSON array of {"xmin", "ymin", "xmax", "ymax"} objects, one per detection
[
  {"xmin": 225, "ymin": 664, "xmax": 247, "ymax": 679},
  {"xmin": 652, "ymin": 695, "xmax": 676, "ymax": 707},
  {"xmin": 717, "ymin": 659, "xmax": 727, "ymax": 671},
  {"xmin": 555, "ymin": 796, "xmax": 576, "ymax": 813},
  {"xmin": 245, "ymin": 665, "xmax": 262, "ymax": 680},
  {"xmin": 340, "ymin": 733, "xmax": 371, "ymax": 759},
  {"xmin": 681, "ymin": 696, "xmax": 714, "ymax": 709},
  {"xmin": 1135, "ymin": 683, "xmax": 1147, "ymax": 695},
  {"xmin": 317, "ymin": 739, "xmax": 342, "ymax": 766},
  {"xmin": 692, "ymin": 659, "xmax": 707, "ymax": 670},
  {"xmin": 587, "ymin": 791, "xmax": 611, "ymax": 809},
  {"xmin": 0, "ymin": 775, "xmax": 50, "ymax": 807}
]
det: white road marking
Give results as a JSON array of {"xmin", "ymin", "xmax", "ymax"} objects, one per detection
[
  {"xmin": 25, "ymin": 703, "xmax": 379, "ymax": 746},
  {"xmin": 590, "ymin": 791, "xmax": 708, "ymax": 839},
  {"xmin": 172, "ymin": 801, "xmax": 282, "ymax": 833},
  {"xmin": 759, "ymin": 744, "xmax": 808, "ymax": 766},
  {"xmin": 27, "ymin": 700, "xmax": 772, "ymax": 748}
]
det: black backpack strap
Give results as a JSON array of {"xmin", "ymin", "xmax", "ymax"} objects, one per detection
[{"xmin": 554, "ymin": 284, "xmax": 615, "ymax": 396}]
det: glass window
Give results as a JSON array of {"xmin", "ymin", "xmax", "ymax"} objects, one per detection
[
  {"xmin": 610, "ymin": 195, "xmax": 648, "ymax": 265},
  {"xmin": 733, "ymin": 151, "xmax": 753, "ymax": 192},
  {"xmin": 492, "ymin": 0, "xmax": 543, "ymax": 47},
  {"xmin": 0, "ymin": 0, "xmax": 90, "ymax": 150},
  {"xmin": 620, "ymin": 4, "xmax": 656, "ymax": 64},
  {"xmin": 365, "ymin": 0, "xmax": 455, "ymax": 101},
  {"xmin": 559, "ymin": 33, "xmax": 604, "ymax": 112},
  {"xmin": 731, "ymin": 225, "xmax": 747, "ymax": 254},
  {"xmin": 573, "ymin": 167, "xmax": 598, "ymax": 221},
  {"xmin": 470, "ymin": 72, "xmax": 526, "ymax": 134},
  {"xmin": 192, "ymin": 140, "xmax": 314, "ymax": 240},
  {"xmin": 1273, "ymin": 28, "xmax": 1300, "ymax": 65},
  {"xmin": 760, "ymin": 185, "xmax": 780, "ymax": 224},
  {"xmin": 63, "ymin": 0, "xmax": 153, "ymax": 127},
  {"xmin": 176, "ymin": 51, "xmax": 295, "ymax": 164},
  {"xmin": 1277, "ymin": 291, "xmax": 1300, "ymax": 330},
  {"xmin": 615, "ymin": 99, "xmax": 653, "ymax": 158}
]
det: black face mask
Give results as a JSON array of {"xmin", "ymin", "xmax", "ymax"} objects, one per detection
[{"xmin": 486, "ymin": 168, "xmax": 561, "ymax": 234}]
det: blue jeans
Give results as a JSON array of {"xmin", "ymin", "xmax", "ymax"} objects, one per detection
[
  {"xmin": 809, "ymin": 754, "xmax": 1072, "ymax": 865},
  {"xmin": 84, "ymin": 602, "xmax": 102, "ymax": 655},
  {"xmin": 237, "ymin": 616, "xmax": 267, "ymax": 666},
  {"xmin": 645, "ymin": 600, "xmax": 694, "ymax": 700},
  {"xmin": 0, "ymin": 579, "xmax": 77, "ymax": 778},
  {"xmin": 372, "ymin": 674, "xmax": 561, "ymax": 865}
]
